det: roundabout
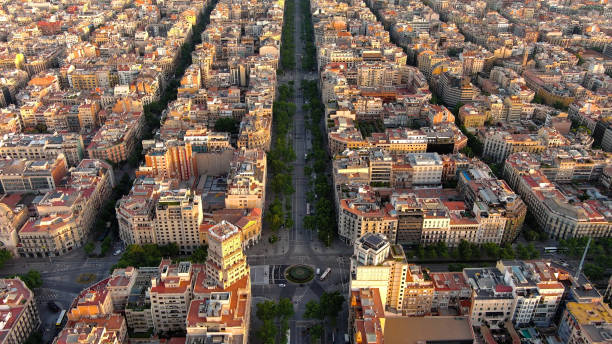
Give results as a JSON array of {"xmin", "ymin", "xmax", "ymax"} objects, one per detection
[{"xmin": 284, "ymin": 264, "xmax": 315, "ymax": 283}]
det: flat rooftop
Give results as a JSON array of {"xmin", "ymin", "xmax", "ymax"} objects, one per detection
[{"xmin": 383, "ymin": 316, "xmax": 474, "ymax": 344}]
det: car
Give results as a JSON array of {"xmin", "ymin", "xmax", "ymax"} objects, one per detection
[
  {"xmin": 47, "ymin": 301, "xmax": 60, "ymax": 312},
  {"xmin": 113, "ymin": 249, "xmax": 122, "ymax": 256},
  {"xmin": 316, "ymin": 268, "xmax": 321, "ymax": 275},
  {"xmin": 279, "ymin": 283, "xmax": 286, "ymax": 288}
]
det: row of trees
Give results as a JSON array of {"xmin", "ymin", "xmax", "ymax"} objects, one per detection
[
  {"xmin": 256, "ymin": 298, "xmax": 294, "ymax": 344},
  {"xmin": 411, "ymin": 240, "xmax": 539, "ymax": 262},
  {"xmin": 559, "ymin": 237, "xmax": 612, "ymax": 281},
  {"xmin": 266, "ymin": 83, "xmax": 297, "ymax": 234},
  {"xmin": 279, "ymin": 0, "xmax": 295, "ymax": 72},
  {"xmin": 128, "ymin": 0, "xmax": 219, "ymax": 168},
  {"xmin": 302, "ymin": 80, "xmax": 336, "ymax": 246},
  {"xmin": 88, "ymin": 1, "xmax": 222, "ymax": 252},
  {"xmin": 303, "ymin": 291, "xmax": 345, "ymax": 343},
  {"xmin": 112, "ymin": 243, "xmax": 208, "ymax": 271},
  {"xmin": 10, "ymin": 270, "xmax": 43, "ymax": 290},
  {"xmin": 300, "ymin": 0, "xmax": 316, "ymax": 71},
  {"xmin": 0, "ymin": 249, "xmax": 12, "ymax": 269}
]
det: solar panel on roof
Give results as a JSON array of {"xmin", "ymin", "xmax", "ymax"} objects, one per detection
[{"xmin": 364, "ymin": 234, "xmax": 385, "ymax": 249}]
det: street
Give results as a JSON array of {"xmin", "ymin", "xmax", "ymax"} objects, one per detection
[
  {"xmin": 246, "ymin": 1, "xmax": 353, "ymax": 343},
  {"xmin": 0, "ymin": 248, "xmax": 121, "ymax": 343}
]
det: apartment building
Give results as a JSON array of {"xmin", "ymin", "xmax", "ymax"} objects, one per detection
[
  {"xmin": 350, "ymin": 233, "xmax": 433, "ymax": 315},
  {"xmin": 236, "ymin": 114, "xmax": 272, "ymax": 151},
  {"xmin": 558, "ymin": 302, "xmax": 612, "ymax": 344},
  {"xmin": 188, "ymin": 220, "xmax": 251, "ymax": 344},
  {"xmin": 458, "ymin": 167, "xmax": 527, "ymax": 244},
  {"xmin": 496, "ymin": 260, "xmax": 568, "ymax": 327},
  {"xmin": 338, "ymin": 196, "xmax": 398, "ymax": 245},
  {"xmin": 19, "ymin": 213, "xmax": 82, "ymax": 257},
  {"xmin": 527, "ymin": 260, "xmax": 566, "ymax": 327},
  {"xmin": 329, "ymin": 128, "xmax": 370, "ymax": 156},
  {"xmin": 482, "ymin": 131, "xmax": 546, "ymax": 163},
  {"xmin": 205, "ymin": 221, "xmax": 250, "ymax": 290},
  {"xmin": 106, "ymin": 267, "xmax": 138, "ymax": 311},
  {"xmin": 140, "ymin": 140, "xmax": 197, "ymax": 181},
  {"xmin": 406, "ymin": 153, "xmax": 443, "ymax": 186},
  {"xmin": 536, "ymin": 148, "xmax": 610, "ymax": 183},
  {"xmin": 20, "ymin": 186, "xmax": 98, "ymax": 255},
  {"xmin": 351, "ymin": 233, "xmax": 390, "ymax": 274},
  {"xmin": 68, "ymin": 278, "xmax": 114, "ymax": 321},
  {"xmin": 496, "ymin": 261, "xmax": 541, "ymax": 326},
  {"xmin": 68, "ymin": 68, "xmax": 116, "ymax": 91},
  {"xmin": 393, "ymin": 197, "xmax": 424, "ymax": 246},
  {"xmin": 368, "ymin": 128, "xmax": 428, "ymax": 154},
  {"xmin": 348, "ymin": 288, "xmax": 385, "ymax": 344},
  {"xmin": 438, "ymin": 71, "xmax": 479, "ymax": 107},
  {"xmin": 368, "ymin": 149, "xmax": 393, "ymax": 185},
  {"xmin": 150, "ymin": 261, "xmax": 197, "ymax": 332},
  {"xmin": 0, "ymin": 154, "xmax": 68, "ymax": 194},
  {"xmin": 430, "ymin": 272, "xmax": 472, "ymax": 312},
  {"xmin": 0, "ymin": 195, "xmax": 29, "ymax": 256},
  {"xmin": 0, "ymin": 279, "xmax": 40, "ymax": 344},
  {"xmin": 124, "ymin": 267, "xmax": 157, "ymax": 333},
  {"xmin": 225, "ymin": 148, "xmax": 267, "ymax": 210},
  {"xmin": 349, "ymin": 287, "xmax": 474, "ymax": 344},
  {"xmin": 154, "ymin": 188, "xmax": 203, "ymax": 254},
  {"xmin": 55, "ymin": 314, "xmax": 128, "ymax": 344},
  {"xmin": 69, "ymin": 159, "xmax": 116, "ymax": 210},
  {"xmin": 87, "ymin": 111, "xmax": 145, "ymax": 164},
  {"xmin": 464, "ymin": 267, "xmax": 516, "ymax": 328},
  {"xmin": 0, "ymin": 133, "xmax": 84, "ymax": 166},
  {"xmin": 459, "ymin": 104, "xmax": 487, "ymax": 128},
  {"xmin": 504, "ymin": 152, "xmax": 612, "ymax": 239},
  {"xmin": 116, "ymin": 179, "xmax": 159, "ymax": 246}
]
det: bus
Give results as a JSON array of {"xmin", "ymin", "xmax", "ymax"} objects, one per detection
[
  {"xmin": 320, "ymin": 267, "xmax": 331, "ymax": 281},
  {"xmin": 306, "ymin": 203, "xmax": 310, "ymax": 215},
  {"xmin": 55, "ymin": 309, "xmax": 66, "ymax": 329},
  {"xmin": 286, "ymin": 329, "xmax": 290, "ymax": 343},
  {"xmin": 544, "ymin": 247, "xmax": 558, "ymax": 253}
]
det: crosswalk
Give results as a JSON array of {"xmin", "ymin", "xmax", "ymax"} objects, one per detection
[{"xmin": 35, "ymin": 288, "xmax": 59, "ymax": 303}]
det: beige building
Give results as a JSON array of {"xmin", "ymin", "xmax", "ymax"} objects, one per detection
[
  {"xmin": 205, "ymin": 221, "xmax": 250, "ymax": 290},
  {"xmin": 0, "ymin": 195, "xmax": 29, "ymax": 256},
  {"xmin": 338, "ymin": 197, "xmax": 398, "ymax": 245},
  {"xmin": 154, "ymin": 188, "xmax": 203, "ymax": 254},
  {"xmin": 558, "ymin": 302, "xmax": 612, "ymax": 344},
  {"xmin": 406, "ymin": 153, "xmax": 443, "ymax": 186},
  {"xmin": 350, "ymin": 235, "xmax": 433, "ymax": 315},
  {"xmin": 0, "ymin": 133, "xmax": 84, "ymax": 166},
  {"xmin": 482, "ymin": 131, "xmax": 546, "ymax": 163},
  {"xmin": 150, "ymin": 261, "xmax": 196, "ymax": 332},
  {"xmin": 351, "ymin": 233, "xmax": 390, "ymax": 274},
  {"xmin": 225, "ymin": 148, "xmax": 267, "ymax": 210},
  {"xmin": 19, "ymin": 213, "xmax": 83, "ymax": 257},
  {"xmin": 0, "ymin": 279, "xmax": 40, "ymax": 344},
  {"xmin": 504, "ymin": 153, "xmax": 612, "ymax": 239},
  {"xmin": 464, "ymin": 267, "xmax": 516, "ymax": 328},
  {"xmin": 187, "ymin": 221, "xmax": 251, "ymax": 344}
]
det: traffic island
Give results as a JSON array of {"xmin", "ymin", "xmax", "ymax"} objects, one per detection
[{"xmin": 284, "ymin": 264, "xmax": 314, "ymax": 283}]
